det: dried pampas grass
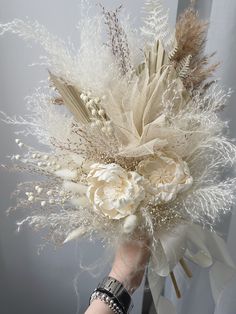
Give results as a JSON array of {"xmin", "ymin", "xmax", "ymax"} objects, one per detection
[{"xmin": 172, "ymin": 7, "xmax": 219, "ymax": 92}]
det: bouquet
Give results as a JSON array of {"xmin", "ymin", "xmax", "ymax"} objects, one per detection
[{"xmin": 1, "ymin": 1, "xmax": 236, "ymax": 311}]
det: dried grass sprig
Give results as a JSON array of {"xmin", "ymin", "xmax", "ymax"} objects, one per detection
[{"xmin": 101, "ymin": 5, "xmax": 133, "ymax": 76}]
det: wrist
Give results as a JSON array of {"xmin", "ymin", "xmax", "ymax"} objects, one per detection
[
  {"xmin": 109, "ymin": 268, "xmax": 144, "ymax": 294},
  {"xmin": 85, "ymin": 299, "xmax": 113, "ymax": 314},
  {"xmin": 91, "ymin": 276, "xmax": 134, "ymax": 313}
]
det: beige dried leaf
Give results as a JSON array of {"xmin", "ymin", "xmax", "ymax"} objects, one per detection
[
  {"xmin": 49, "ymin": 71, "xmax": 90, "ymax": 123},
  {"xmin": 136, "ymin": 40, "xmax": 169, "ymax": 78}
]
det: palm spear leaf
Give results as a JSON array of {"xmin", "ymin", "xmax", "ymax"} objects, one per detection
[
  {"xmin": 146, "ymin": 40, "xmax": 169, "ymax": 78},
  {"xmin": 49, "ymin": 72, "xmax": 90, "ymax": 123},
  {"xmin": 136, "ymin": 40, "xmax": 169, "ymax": 78}
]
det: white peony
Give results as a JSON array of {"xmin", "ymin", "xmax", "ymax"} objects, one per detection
[
  {"xmin": 87, "ymin": 163, "xmax": 146, "ymax": 219},
  {"xmin": 137, "ymin": 152, "xmax": 193, "ymax": 203}
]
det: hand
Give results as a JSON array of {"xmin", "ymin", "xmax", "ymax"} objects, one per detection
[
  {"xmin": 109, "ymin": 236, "xmax": 151, "ymax": 294},
  {"xmin": 85, "ymin": 236, "xmax": 150, "ymax": 314}
]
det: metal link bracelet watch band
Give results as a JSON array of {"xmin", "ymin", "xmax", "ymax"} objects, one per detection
[{"xmin": 96, "ymin": 276, "xmax": 133, "ymax": 314}]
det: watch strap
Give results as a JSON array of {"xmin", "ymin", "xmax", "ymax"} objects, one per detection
[{"xmin": 97, "ymin": 276, "xmax": 133, "ymax": 313}]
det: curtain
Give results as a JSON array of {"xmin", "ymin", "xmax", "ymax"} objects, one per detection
[{"xmin": 162, "ymin": 1, "xmax": 236, "ymax": 314}]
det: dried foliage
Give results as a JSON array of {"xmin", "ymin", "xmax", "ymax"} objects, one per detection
[{"xmin": 172, "ymin": 7, "xmax": 219, "ymax": 91}]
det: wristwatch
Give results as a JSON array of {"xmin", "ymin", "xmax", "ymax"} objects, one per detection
[{"xmin": 96, "ymin": 276, "xmax": 134, "ymax": 313}]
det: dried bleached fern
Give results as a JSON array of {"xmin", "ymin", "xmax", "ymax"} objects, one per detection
[
  {"xmin": 141, "ymin": 0, "xmax": 174, "ymax": 51},
  {"xmin": 176, "ymin": 54, "xmax": 192, "ymax": 79}
]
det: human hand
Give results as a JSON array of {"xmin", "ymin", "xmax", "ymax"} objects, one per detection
[
  {"xmin": 109, "ymin": 236, "xmax": 151, "ymax": 294},
  {"xmin": 85, "ymin": 236, "xmax": 150, "ymax": 314}
]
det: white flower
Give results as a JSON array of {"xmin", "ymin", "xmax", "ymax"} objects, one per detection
[
  {"xmin": 137, "ymin": 152, "xmax": 193, "ymax": 203},
  {"xmin": 87, "ymin": 163, "xmax": 146, "ymax": 219}
]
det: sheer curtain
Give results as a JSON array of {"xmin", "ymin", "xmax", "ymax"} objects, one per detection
[{"xmin": 163, "ymin": 1, "xmax": 236, "ymax": 314}]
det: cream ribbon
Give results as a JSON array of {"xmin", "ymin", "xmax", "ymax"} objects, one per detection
[{"xmin": 147, "ymin": 224, "xmax": 236, "ymax": 314}]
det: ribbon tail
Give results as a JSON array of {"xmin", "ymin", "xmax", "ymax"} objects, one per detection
[
  {"xmin": 147, "ymin": 257, "xmax": 176, "ymax": 314},
  {"xmin": 147, "ymin": 224, "xmax": 236, "ymax": 313}
]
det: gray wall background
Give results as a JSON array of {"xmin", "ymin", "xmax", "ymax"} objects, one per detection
[
  {"xmin": 0, "ymin": 1, "xmax": 170, "ymax": 313},
  {"xmin": 0, "ymin": 1, "xmax": 236, "ymax": 314}
]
